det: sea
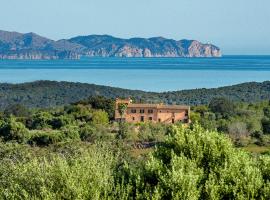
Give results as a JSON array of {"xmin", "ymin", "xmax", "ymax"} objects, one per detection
[{"xmin": 0, "ymin": 55, "xmax": 270, "ymax": 92}]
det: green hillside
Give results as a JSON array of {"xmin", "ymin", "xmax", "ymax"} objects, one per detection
[{"xmin": 0, "ymin": 80, "xmax": 270, "ymax": 109}]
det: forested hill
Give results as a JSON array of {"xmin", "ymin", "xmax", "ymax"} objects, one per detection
[{"xmin": 0, "ymin": 80, "xmax": 270, "ymax": 109}]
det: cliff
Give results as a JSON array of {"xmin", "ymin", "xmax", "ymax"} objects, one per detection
[{"xmin": 0, "ymin": 30, "xmax": 221, "ymax": 59}]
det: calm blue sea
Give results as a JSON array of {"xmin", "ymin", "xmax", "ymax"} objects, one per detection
[{"xmin": 0, "ymin": 56, "xmax": 270, "ymax": 92}]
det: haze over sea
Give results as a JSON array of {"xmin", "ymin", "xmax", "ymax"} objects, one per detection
[{"xmin": 0, "ymin": 55, "xmax": 270, "ymax": 92}]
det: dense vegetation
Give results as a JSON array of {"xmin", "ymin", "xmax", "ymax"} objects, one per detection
[
  {"xmin": 191, "ymin": 98, "xmax": 270, "ymax": 150},
  {"xmin": 0, "ymin": 96, "xmax": 270, "ymax": 199},
  {"xmin": 1, "ymin": 80, "xmax": 270, "ymax": 110}
]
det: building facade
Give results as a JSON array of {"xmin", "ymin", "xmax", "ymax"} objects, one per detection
[{"xmin": 115, "ymin": 98, "xmax": 190, "ymax": 124}]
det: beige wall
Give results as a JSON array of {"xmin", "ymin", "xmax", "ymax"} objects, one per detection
[
  {"xmin": 118, "ymin": 107, "xmax": 189, "ymax": 124},
  {"xmin": 156, "ymin": 109, "xmax": 187, "ymax": 124},
  {"xmin": 125, "ymin": 107, "xmax": 156, "ymax": 122}
]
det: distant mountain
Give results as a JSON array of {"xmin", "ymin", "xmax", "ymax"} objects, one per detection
[
  {"xmin": 0, "ymin": 30, "xmax": 221, "ymax": 59},
  {"xmin": 0, "ymin": 30, "xmax": 83, "ymax": 59},
  {"xmin": 0, "ymin": 81, "xmax": 269, "ymax": 109}
]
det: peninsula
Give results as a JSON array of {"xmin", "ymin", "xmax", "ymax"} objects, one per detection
[{"xmin": 0, "ymin": 30, "xmax": 221, "ymax": 59}]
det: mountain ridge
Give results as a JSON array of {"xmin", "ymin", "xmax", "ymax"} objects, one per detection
[{"xmin": 0, "ymin": 30, "xmax": 221, "ymax": 59}]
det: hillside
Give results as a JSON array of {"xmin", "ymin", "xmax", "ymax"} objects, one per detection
[
  {"xmin": 0, "ymin": 80, "xmax": 269, "ymax": 109},
  {"xmin": 0, "ymin": 30, "xmax": 221, "ymax": 59},
  {"xmin": 0, "ymin": 30, "xmax": 83, "ymax": 59}
]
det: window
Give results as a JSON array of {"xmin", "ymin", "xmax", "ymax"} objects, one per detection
[
  {"xmin": 131, "ymin": 109, "xmax": 136, "ymax": 113},
  {"xmin": 140, "ymin": 109, "xmax": 145, "ymax": 113},
  {"xmin": 172, "ymin": 118, "xmax": 175, "ymax": 124},
  {"xmin": 158, "ymin": 118, "xmax": 161, "ymax": 122},
  {"xmin": 148, "ymin": 109, "xmax": 153, "ymax": 114},
  {"xmin": 149, "ymin": 117, "xmax": 153, "ymax": 121},
  {"xmin": 140, "ymin": 116, "xmax": 144, "ymax": 122},
  {"xmin": 132, "ymin": 117, "xmax": 135, "ymax": 121},
  {"xmin": 185, "ymin": 111, "xmax": 189, "ymax": 117}
]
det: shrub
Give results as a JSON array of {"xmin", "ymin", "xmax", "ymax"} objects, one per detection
[
  {"xmin": 50, "ymin": 115, "xmax": 74, "ymax": 129},
  {"xmin": 137, "ymin": 123, "xmax": 166, "ymax": 142},
  {"xmin": 130, "ymin": 124, "xmax": 265, "ymax": 199},
  {"xmin": 263, "ymin": 107, "xmax": 270, "ymax": 118},
  {"xmin": 79, "ymin": 125, "xmax": 96, "ymax": 142},
  {"xmin": 28, "ymin": 130, "xmax": 64, "ymax": 146},
  {"xmin": 65, "ymin": 105, "xmax": 92, "ymax": 122},
  {"xmin": 31, "ymin": 111, "xmax": 53, "ymax": 130},
  {"xmin": 262, "ymin": 117, "xmax": 270, "ymax": 134},
  {"xmin": 92, "ymin": 110, "xmax": 109, "ymax": 125},
  {"xmin": 0, "ymin": 117, "xmax": 29, "ymax": 143},
  {"xmin": 61, "ymin": 125, "xmax": 80, "ymax": 140},
  {"xmin": 0, "ymin": 145, "xmax": 118, "ymax": 199}
]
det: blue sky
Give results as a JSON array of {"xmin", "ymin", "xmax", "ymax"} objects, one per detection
[{"xmin": 1, "ymin": 0, "xmax": 269, "ymax": 55}]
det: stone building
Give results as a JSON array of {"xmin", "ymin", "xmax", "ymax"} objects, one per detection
[{"xmin": 115, "ymin": 98, "xmax": 190, "ymax": 124}]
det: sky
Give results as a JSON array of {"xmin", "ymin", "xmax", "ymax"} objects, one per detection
[{"xmin": 0, "ymin": 0, "xmax": 269, "ymax": 55}]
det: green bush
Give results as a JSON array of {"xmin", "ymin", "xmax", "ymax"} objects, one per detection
[
  {"xmin": 50, "ymin": 115, "xmax": 74, "ymax": 129},
  {"xmin": 126, "ymin": 124, "xmax": 267, "ymax": 199},
  {"xmin": 137, "ymin": 123, "xmax": 166, "ymax": 142},
  {"xmin": 92, "ymin": 110, "xmax": 109, "ymax": 125},
  {"xmin": 79, "ymin": 125, "xmax": 96, "ymax": 142},
  {"xmin": 28, "ymin": 130, "xmax": 64, "ymax": 146},
  {"xmin": 0, "ymin": 145, "xmax": 119, "ymax": 199},
  {"xmin": 65, "ymin": 105, "xmax": 92, "ymax": 122},
  {"xmin": 61, "ymin": 125, "xmax": 80, "ymax": 140},
  {"xmin": 31, "ymin": 111, "xmax": 53, "ymax": 130},
  {"xmin": 262, "ymin": 117, "xmax": 270, "ymax": 134},
  {"xmin": 0, "ymin": 117, "xmax": 29, "ymax": 143}
]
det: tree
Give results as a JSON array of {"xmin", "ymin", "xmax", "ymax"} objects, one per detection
[
  {"xmin": 92, "ymin": 110, "xmax": 109, "ymax": 125},
  {"xmin": 209, "ymin": 97, "xmax": 235, "ymax": 118},
  {"xmin": 116, "ymin": 103, "xmax": 128, "ymax": 139},
  {"xmin": 4, "ymin": 104, "xmax": 30, "ymax": 118},
  {"xmin": 263, "ymin": 107, "xmax": 270, "ymax": 118},
  {"xmin": 228, "ymin": 122, "xmax": 249, "ymax": 139},
  {"xmin": 262, "ymin": 118, "xmax": 270, "ymax": 134},
  {"xmin": 190, "ymin": 112, "xmax": 201, "ymax": 123},
  {"xmin": 136, "ymin": 124, "xmax": 264, "ymax": 199},
  {"xmin": 85, "ymin": 96, "xmax": 115, "ymax": 120},
  {"xmin": 117, "ymin": 103, "xmax": 127, "ymax": 122},
  {"xmin": 50, "ymin": 115, "xmax": 73, "ymax": 129},
  {"xmin": 193, "ymin": 105, "xmax": 208, "ymax": 116},
  {"xmin": 65, "ymin": 105, "xmax": 92, "ymax": 122}
]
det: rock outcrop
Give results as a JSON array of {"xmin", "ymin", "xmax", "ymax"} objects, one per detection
[{"xmin": 0, "ymin": 30, "xmax": 221, "ymax": 59}]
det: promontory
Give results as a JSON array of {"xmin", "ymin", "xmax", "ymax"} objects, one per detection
[{"xmin": 0, "ymin": 30, "xmax": 222, "ymax": 59}]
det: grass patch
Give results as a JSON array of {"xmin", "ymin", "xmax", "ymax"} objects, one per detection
[
  {"xmin": 242, "ymin": 144, "xmax": 270, "ymax": 154},
  {"xmin": 129, "ymin": 147, "xmax": 154, "ymax": 158}
]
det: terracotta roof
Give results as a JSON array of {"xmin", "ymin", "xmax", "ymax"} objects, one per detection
[
  {"xmin": 157, "ymin": 105, "xmax": 190, "ymax": 110},
  {"xmin": 127, "ymin": 103, "xmax": 189, "ymax": 110}
]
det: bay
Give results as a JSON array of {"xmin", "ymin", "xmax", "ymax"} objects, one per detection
[{"xmin": 0, "ymin": 55, "xmax": 270, "ymax": 92}]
